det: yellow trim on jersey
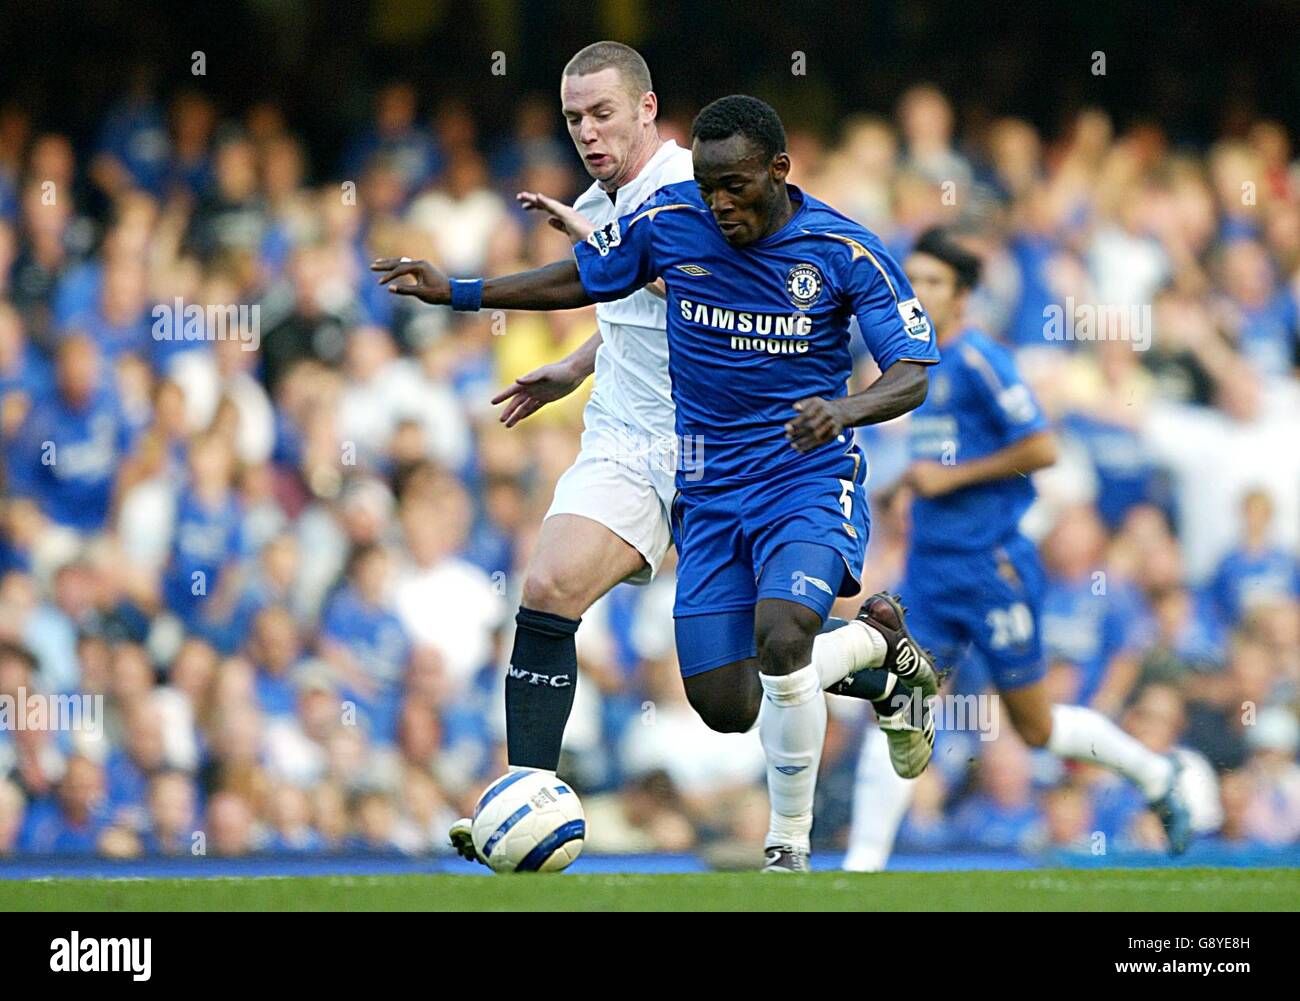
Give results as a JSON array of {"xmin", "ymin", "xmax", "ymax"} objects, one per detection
[
  {"xmin": 816, "ymin": 232, "xmax": 900, "ymax": 302},
  {"xmin": 819, "ymin": 231, "xmax": 871, "ymax": 260},
  {"xmin": 629, "ymin": 203, "xmax": 694, "ymax": 227}
]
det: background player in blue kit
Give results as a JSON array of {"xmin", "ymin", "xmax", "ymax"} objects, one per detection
[
  {"xmin": 844, "ymin": 228, "xmax": 1193, "ymax": 869},
  {"xmin": 373, "ymin": 96, "xmax": 942, "ymax": 870}
]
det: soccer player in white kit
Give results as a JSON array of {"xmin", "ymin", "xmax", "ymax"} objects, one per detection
[{"xmin": 447, "ymin": 43, "xmax": 694, "ymax": 860}]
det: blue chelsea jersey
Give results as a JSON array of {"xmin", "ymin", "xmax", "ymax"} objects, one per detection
[
  {"xmin": 908, "ymin": 328, "xmax": 1050, "ymax": 552},
  {"xmin": 572, "ymin": 181, "xmax": 939, "ymax": 490}
]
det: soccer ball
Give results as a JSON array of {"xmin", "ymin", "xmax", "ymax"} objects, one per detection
[{"xmin": 470, "ymin": 769, "xmax": 586, "ymax": 873}]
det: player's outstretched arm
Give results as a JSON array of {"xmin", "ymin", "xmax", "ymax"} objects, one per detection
[
  {"xmin": 516, "ymin": 193, "xmax": 664, "ymax": 297},
  {"xmin": 370, "ymin": 258, "xmax": 594, "ymax": 311},
  {"xmin": 785, "ymin": 360, "xmax": 929, "ymax": 453},
  {"xmin": 517, "ymin": 191, "xmax": 597, "ymax": 243},
  {"xmin": 491, "ymin": 331, "xmax": 602, "ymax": 427}
]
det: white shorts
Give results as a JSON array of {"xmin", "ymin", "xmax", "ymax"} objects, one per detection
[{"xmin": 545, "ymin": 411, "xmax": 678, "ymax": 585}]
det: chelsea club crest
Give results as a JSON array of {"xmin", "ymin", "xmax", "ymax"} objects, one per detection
[{"xmin": 785, "ymin": 263, "xmax": 823, "ymax": 308}]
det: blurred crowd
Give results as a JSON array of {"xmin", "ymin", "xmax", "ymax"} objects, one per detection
[{"xmin": 0, "ymin": 76, "xmax": 1297, "ymax": 861}]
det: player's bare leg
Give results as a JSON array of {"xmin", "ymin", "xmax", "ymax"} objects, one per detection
[
  {"xmin": 683, "ymin": 658, "xmax": 763, "ymax": 733},
  {"xmin": 507, "ymin": 512, "xmax": 648, "ymax": 759},
  {"xmin": 521, "ymin": 514, "xmax": 649, "ymax": 617},
  {"xmin": 450, "ymin": 514, "xmax": 649, "ymax": 864},
  {"xmin": 683, "ymin": 596, "xmax": 936, "ymax": 766},
  {"xmin": 998, "ymin": 680, "xmax": 1191, "ymax": 853}
]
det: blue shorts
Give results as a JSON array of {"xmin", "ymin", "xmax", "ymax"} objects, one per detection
[
  {"xmin": 900, "ymin": 532, "xmax": 1047, "ymax": 691},
  {"xmin": 671, "ymin": 448, "xmax": 870, "ymax": 677}
]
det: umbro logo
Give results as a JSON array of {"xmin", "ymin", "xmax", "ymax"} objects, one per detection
[
  {"xmin": 774, "ymin": 764, "xmax": 807, "ymax": 775},
  {"xmin": 676, "ymin": 264, "xmax": 711, "ymax": 276},
  {"xmin": 805, "ymin": 574, "xmax": 833, "ymax": 596}
]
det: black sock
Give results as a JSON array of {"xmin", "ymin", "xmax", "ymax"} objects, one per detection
[
  {"xmin": 828, "ymin": 668, "xmax": 896, "ymax": 702},
  {"xmin": 505, "ymin": 606, "xmax": 581, "ymax": 771},
  {"xmin": 868, "ymin": 674, "xmax": 914, "ymax": 717},
  {"xmin": 820, "ymin": 616, "xmax": 913, "ymax": 707}
]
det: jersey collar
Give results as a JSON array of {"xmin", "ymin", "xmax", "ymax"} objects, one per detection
[{"xmin": 590, "ymin": 140, "xmax": 680, "ymax": 214}]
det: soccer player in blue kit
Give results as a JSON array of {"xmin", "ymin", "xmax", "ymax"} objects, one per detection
[
  {"xmin": 843, "ymin": 229, "xmax": 1192, "ymax": 870},
  {"xmin": 373, "ymin": 96, "xmax": 941, "ymax": 871}
]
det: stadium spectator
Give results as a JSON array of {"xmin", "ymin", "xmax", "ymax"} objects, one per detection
[
  {"xmin": 340, "ymin": 83, "xmax": 440, "ymax": 198},
  {"xmin": 392, "ymin": 487, "xmax": 505, "ymax": 698},
  {"xmin": 206, "ymin": 788, "xmax": 257, "ymax": 856},
  {"xmin": 895, "ymin": 768, "xmax": 952, "ymax": 852},
  {"xmin": 144, "ymin": 769, "xmax": 197, "ymax": 854},
  {"xmin": 264, "ymin": 781, "xmax": 324, "ymax": 853},
  {"xmin": 104, "ymin": 698, "xmax": 168, "ymax": 831},
  {"xmin": 19, "ymin": 754, "xmax": 108, "ymax": 853},
  {"xmin": 582, "ymin": 769, "xmax": 696, "ymax": 853},
  {"xmin": 1039, "ymin": 505, "xmax": 1148, "ymax": 710},
  {"xmin": 6, "ymin": 336, "xmax": 129, "ymax": 533},
  {"xmin": 349, "ymin": 788, "xmax": 402, "ymax": 852},
  {"xmin": 1037, "ymin": 782, "xmax": 1096, "ymax": 853},
  {"xmin": 1242, "ymin": 707, "xmax": 1300, "ymax": 845},
  {"xmin": 1210, "ymin": 489, "xmax": 1300, "ymax": 627},
  {"xmin": 949, "ymin": 734, "xmax": 1042, "ymax": 851},
  {"xmin": 248, "ymin": 605, "xmax": 306, "ymax": 720}
]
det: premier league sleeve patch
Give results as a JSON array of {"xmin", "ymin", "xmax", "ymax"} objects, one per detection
[
  {"xmin": 786, "ymin": 263, "xmax": 824, "ymax": 308},
  {"xmin": 898, "ymin": 296, "xmax": 932, "ymax": 341},
  {"xmin": 586, "ymin": 221, "xmax": 622, "ymax": 257}
]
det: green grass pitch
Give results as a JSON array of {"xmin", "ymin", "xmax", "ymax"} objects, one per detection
[{"xmin": 4, "ymin": 868, "xmax": 1298, "ymax": 911}]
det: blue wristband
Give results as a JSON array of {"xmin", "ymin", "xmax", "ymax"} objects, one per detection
[{"xmin": 450, "ymin": 278, "xmax": 483, "ymax": 312}]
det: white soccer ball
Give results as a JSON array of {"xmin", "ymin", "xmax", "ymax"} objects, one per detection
[{"xmin": 471, "ymin": 769, "xmax": 586, "ymax": 873}]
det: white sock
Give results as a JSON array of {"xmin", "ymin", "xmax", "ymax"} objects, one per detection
[
  {"xmin": 812, "ymin": 620, "xmax": 887, "ymax": 689},
  {"xmin": 1047, "ymin": 703, "xmax": 1174, "ymax": 801},
  {"xmin": 843, "ymin": 725, "xmax": 916, "ymax": 871},
  {"xmin": 758, "ymin": 664, "xmax": 826, "ymax": 853}
]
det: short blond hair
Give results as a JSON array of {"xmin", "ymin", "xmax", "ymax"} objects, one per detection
[{"xmin": 563, "ymin": 41, "xmax": 652, "ymax": 99}]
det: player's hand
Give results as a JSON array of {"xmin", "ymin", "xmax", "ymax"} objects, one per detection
[
  {"xmin": 903, "ymin": 459, "xmax": 964, "ymax": 498},
  {"xmin": 491, "ymin": 360, "xmax": 585, "ymax": 427},
  {"xmin": 369, "ymin": 257, "xmax": 450, "ymax": 305},
  {"xmin": 785, "ymin": 396, "xmax": 846, "ymax": 453},
  {"xmin": 516, "ymin": 191, "xmax": 596, "ymax": 242}
]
